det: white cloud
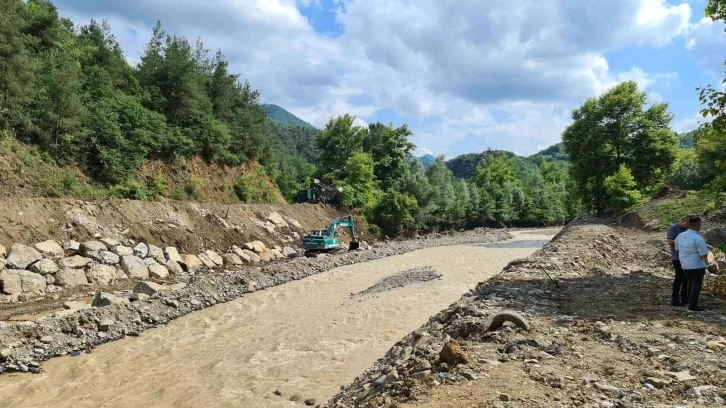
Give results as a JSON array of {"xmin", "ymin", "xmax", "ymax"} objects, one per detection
[
  {"xmin": 684, "ymin": 17, "xmax": 726, "ymax": 78},
  {"xmin": 55, "ymin": 0, "xmax": 698, "ymax": 156}
]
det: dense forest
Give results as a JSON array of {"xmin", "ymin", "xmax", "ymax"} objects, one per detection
[{"xmin": 1, "ymin": 0, "xmax": 725, "ymax": 237}]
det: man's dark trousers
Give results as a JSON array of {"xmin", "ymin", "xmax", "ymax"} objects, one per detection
[
  {"xmin": 672, "ymin": 260, "xmax": 689, "ymax": 304},
  {"xmin": 684, "ymin": 268, "xmax": 706, "ymax": 310}
]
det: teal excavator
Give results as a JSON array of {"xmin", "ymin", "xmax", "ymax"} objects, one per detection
[{"xmin": 302, "ymin": 215, "xmax": 360, "ymax": 256}]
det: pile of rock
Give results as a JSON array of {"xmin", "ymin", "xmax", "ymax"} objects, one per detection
[{"xmin": 0, "ymin": 237, "xmax": 300, "ymax": 302}]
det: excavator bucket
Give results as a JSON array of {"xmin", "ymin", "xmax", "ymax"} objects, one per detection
[{"xmin": 348, "ymin": 241, "xmax": 360, "ymax": 251}]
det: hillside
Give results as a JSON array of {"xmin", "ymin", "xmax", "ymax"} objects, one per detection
[{"xmin": 263, "ymin": 104, "xmax": 317, "ymax": 129}]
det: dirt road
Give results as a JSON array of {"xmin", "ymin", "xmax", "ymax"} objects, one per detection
[{"xmin": 0, "ymin": 229, "xmax": 558, "ymax": 408}]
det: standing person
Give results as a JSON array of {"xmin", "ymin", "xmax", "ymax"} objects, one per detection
[
  {"xmin": 667, "ymin": 215, "xmax": 691, "ymax": 306},
  {"xmin": 675, "ymin": 216, "xmax": 709, "ymax": 312}
]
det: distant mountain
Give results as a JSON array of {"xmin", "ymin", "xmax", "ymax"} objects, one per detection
[
  {"xmin": 676, "ymin": 129, "xmax": 703, "ymax": 149},
  {"xmin": 528, "ymin": 143, "xmax": 568, "ymax": 164},
  {"xmin": 418, "ymin": 154, "xmax": 435, "ymax": 169},
  {"xmin": 262, "ymin": 104, "xmax": 316, "ymax": 129}
]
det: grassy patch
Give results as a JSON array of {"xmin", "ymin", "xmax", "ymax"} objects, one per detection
[{"xmin": 653, "ymin": 193, "xmax": 712, "ymax": 229}]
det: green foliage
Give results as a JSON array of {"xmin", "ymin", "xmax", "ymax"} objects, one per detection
[
  {"xmin": 233, "ymin": 167, "xmax": 277, "ymax": 204},
  {"xmin": 563, "ymin": 81, "xmax": 678, "ymax": 214},
  {"xmin": 370, "ymin": 191, "xmax": 418, "ymax": 236},
  {"xmin": 315, "ymin": 114, "xmax": 366, "ymax": 182},
  {"xmin": 262, "ymin": 104, "xmax": 315, "ymax": 129},
  {"xmin": 653, "ymin": 192, "xmax": 712, "ymax": 229},
  {"xmin": 340, "ymin": 152, "xmax": 379, "ymax": 210},
  {"xmin": 668, "ymin": 149, "xmax": 706, "ymax": 190},
  {"xmin": 603, "ymin": 165, "xmax": 642, "ymax": 213}
]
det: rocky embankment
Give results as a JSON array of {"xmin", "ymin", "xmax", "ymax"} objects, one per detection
[
  {"xmin": 0, "ymin": 226, "xmax": 510, "ymax": 375},
  {"xmin": 325, "ymin": 222, "xmax": 726, "ymax": 408}
]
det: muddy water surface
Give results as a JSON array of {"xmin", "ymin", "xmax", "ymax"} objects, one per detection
[{"xmin": 0, "ymin": 229, "xmax": 558, "ymax": 408}]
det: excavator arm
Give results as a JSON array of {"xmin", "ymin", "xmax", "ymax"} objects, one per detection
[{"xmin": 327, "ymin": 215, "xmax": 360, "ymax": 250}]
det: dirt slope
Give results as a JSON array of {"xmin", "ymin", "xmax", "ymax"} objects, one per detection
[{"xmin": 0, "ymin": 197, "xmax": 365, "ymax": 254}]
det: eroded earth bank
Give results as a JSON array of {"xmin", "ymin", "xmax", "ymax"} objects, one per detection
[{"xmin": 325, "ymin": 222, "xmax": 726, "ymax": 408}]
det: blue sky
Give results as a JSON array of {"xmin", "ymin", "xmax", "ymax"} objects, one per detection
[{"xmin": 54, "ymin": 0, "xmax": 725, "ymax": 158}]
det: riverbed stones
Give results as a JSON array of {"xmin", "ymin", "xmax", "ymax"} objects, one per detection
[
  {"xmin": 6, "ymin": 244, "xmax": 43, "ymax": 269},
  {"xmin": 242, "ymin": 250, "xmax": 261, "ymax": 263},
  {"xmin": 259, "ymin": 250, "xmax": 272, "ymax": 263},
  {"xmin": 120, "ymin": 256, "xmax": 149, "ymax": 279},
  {"xmin": 133, "ymin": 281, "xmax": 165, "ymax": 296},
  {"xmin": 86, "ymin": 265, "xmax": 117, "ymax": 285},
  {"xmin": 249, "ymin": 240, "xmax": 266, "ymax": 253},
  {"xmin": 34, "ymin": 240, "xmax": 64, "ymax": 256},
  {"xmin": 59, "ymin": 255, "xmax": 92, "ymax": 269},
  {"xmin": 148, "ymin": 245, "xmax": 165, "ymax": 264},
  {"xmin": 270, "ymin": 248, "xmax": 284, "ymax": 260},
  {"xmin": 80, "ymin": 240, "xmax": 107, "ymax": 258},
  {"xmin": 232, "ymin": 246, "xmax": 252, "ymax": 262},
  {"xmin": 55, "ymin": 269, "xmax": 89, "ymax": 287},
  {"xmin": 181, "ymin": 254, "xmax": 204, "ymax": 272},
  {"xmin": 222, "ymin": 253, "xmax": 245, "ymax": 266},
  {"xmin": 0, "ymin": 269, "xmax": 46, "ymax": 295},
  {"xmin": 29, "ymin": 259, "xmax": 59, "ymax": 275},
  {"xmin": 204, "ymin": 250, "xmax": 224, "ymax": 266},
  {"xmin": 133, "ymin": 242, "xmax": 149, "ymax": 258},
  {"xmin": 283, "ymin": 247, "xmax": 298, "ymax": 258},
  {"xmin": 111, "ymin": 245, "xmax": 133, "ymax": 256},
  {"xmin": 148, "ymin": 264, "xmax": 169, "ymax": 279},
  {"xmin": 164, "ymin": 247, "xmax": 183, "ymax": 264},
  {"xmin": 92, "ymin": 291, "xmax": 129, "ymax": 307}
]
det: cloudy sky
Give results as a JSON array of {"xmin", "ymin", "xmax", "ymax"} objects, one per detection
[{"xmin": 54, "ymin": 0, "xmax": 725, "ymax": 157}]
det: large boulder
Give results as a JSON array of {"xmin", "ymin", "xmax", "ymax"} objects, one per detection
[
  {"xmin": 0, "ymin": 244, "xmax": 6, "ymax": 258},
  {"xmin": 165, "ymin": 247, "xmax": 183, "ymax": 264},
  {"xmin": 222, "ymin": 253, "xmax": 245, "ymax": 266},
  {"xmin": 55, "ymin": 269, "xmax": 89, "ymax": 287},
  {"xmin": 166, "ymin": 259, "xmax": 184, "ymax": 275},
  {"xmin": 204, "ymin": 250, "xmax": 224, "ymax": 266},
  {"xmin": 120, "ymin": 256, "xmax": 149, "ymax": 280},
  {"xmin": 29, "ymin": 259, "xmax": 59, "ymax": 275},
  {"xmin": 181, "ymin": 254, "xmax": 204, "ymax": 272},
  {"xmin": 148, "ymin": 264, "xmax": 169, "ymax": 279},
  {"xmin": 232, "ymin": 246, "xmax": 252, "ymax": 262},
  {"xmin": 703, "ymin": 227, "xmax": 726, "ymax": 247},
  {"xmin": 148, "ymin": 245, "xmax": 166, "ymax": 264},
  {"xmin": 242, "ymin": 249, "xmax": 261, "ymax": 263},
  {"xmin": 133, "ymin": 281, "xmax": 166, "ymax": 296},
  {"xmin": 34, "ymin": 240, "xmax": 64, "ymax": 257},
  {"xmin": 100, "ymin": 238, "xmax": 119, "ymax": 248},
  {"xmin": 0, "ymin": 269, "xmax": 46, "ymax": 296},
  {"xmin": 80, "ymin": 240, "xmax": 107, "ymax": 258},
  {"xmin": 6, "ymin": 244, "xmax": 43, "ymax": 269},
  {"xmin": 283, "ymin": 247, "xmax": 298, "ymax": 258},
  {"xmin": 62, "ymin": 240, "xmax": 80, "ymax": 254},
  {"xmin": 59, "ymin": 255, "xmax": 92, "ymax": 269},
  {"xmin": 133, "ymin": 242, "xmax": 149, "ymax": 258},
  {"xmin": 111, "ymin": 245, "xmax": 134, "ymax": 256},
  {"xmin": 197, "ymin": 253, "xmax": 217, "ymax": 269},
  {"xmin": 86, "ymin": 265, "xmax": 117, "ymax": 285},
  {"xmin": 97, "ymin": 251, "xmax": 121, "ymax": 265},
  {"xmin": 707, "ymin": 252, "xmax": 719, "ymax": 273},
  {"xmin": 92, "ymin": 292, "xmax": 130, "ymax": 307},
  {"xmin": 259, "ymin": 249, "xmax": 272, "ymax": 262},
  {"xmin": 251, "ymin": 241, "xmax": 266, "ymax": 254},
  {"xmin": 267, "ymin": 212, "xmax": 288, "ymax": 227},
  {"xmin": 270, "ymin": 248, "xmax": 284, "ymax": 260}
]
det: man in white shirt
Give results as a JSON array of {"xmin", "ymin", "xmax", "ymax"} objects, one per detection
[{"xmin": 675, "ymin": 216, "xmax": 709, "ymax": 312}]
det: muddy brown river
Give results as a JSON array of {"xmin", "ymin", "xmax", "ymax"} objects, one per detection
[{"xmin": 0, "ymin": 229, "xmax": 558, "ymax": 408}]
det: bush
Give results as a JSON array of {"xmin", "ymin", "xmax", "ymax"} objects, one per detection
[{"xmin": 604, "ymin": 165, "xmax": 642, "ymax": 213}]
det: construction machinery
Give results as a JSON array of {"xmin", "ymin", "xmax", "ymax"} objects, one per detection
[
  {"xmin": 302, "ymin": 215, "xmax": 360, "ymax": 255},
  {"xmin": 296, "ymin": 179, "xmax": 343, "ymax": 204}
]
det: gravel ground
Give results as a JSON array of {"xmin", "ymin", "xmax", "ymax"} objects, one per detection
[
  {"xmin": 352, "ymin": 267, "xmax": 442, "ymax": 298},
  {"xmin": 324, "ymin": 222, "xmax": 726, "ymax": 408}
]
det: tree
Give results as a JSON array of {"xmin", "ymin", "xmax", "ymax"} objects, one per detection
[
  {"xmin": 315, "ymin": 114, "xmax": 366, "ymax": 182},
  {"xmin": 562, "ymin": 81, "xmax": 678, "ymax": 214},
  {"xmin": 370, "ymin": 191, "xmax": 418, "ymax": 236},
  {"xmin": 604, "ymin": 165, "xmax": 642, "ymax": 213},
  {"xmin": 696, "ymin": 126, "xmax": 726, "ymax": 193},
  {"xmin": 364, "ymin": 122, "xmax": 415, "ymax": 189},
  {"xmin": 340, "ymin": 152, "xmax": 379, "ymax": 210},
  {"xmin": 0, "ymin": 0, "xmax": 36, "ymax": 131}
]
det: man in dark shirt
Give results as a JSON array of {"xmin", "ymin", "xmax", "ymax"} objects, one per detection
[{"xmin": 667, "ymin": 215, "xmax": 691, "ymax": 306}]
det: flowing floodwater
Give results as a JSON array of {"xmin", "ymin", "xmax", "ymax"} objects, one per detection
[{"xmin": 0, "ymin": 229, "xmax": 558, "ymax": 408}]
